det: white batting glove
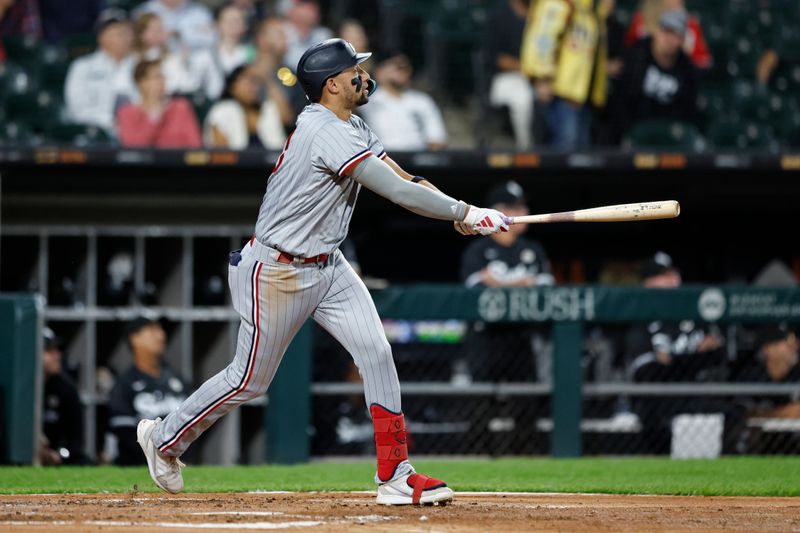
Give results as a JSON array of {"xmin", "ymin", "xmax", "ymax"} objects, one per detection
[{"xmin": 462, "ymin": 206, "xmax": 510, "ymax": 235}]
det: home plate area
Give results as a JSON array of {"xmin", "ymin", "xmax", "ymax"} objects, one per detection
[{"xmin": 1, "ymin": 492, "xmax": 798, "ymax": 532}]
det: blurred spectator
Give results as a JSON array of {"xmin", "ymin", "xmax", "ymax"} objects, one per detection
[
  {"xmin": 626, "ymin": 251, "xmax": 733, "ymax": 453},
  {"xmin": 756, "ymin": 49, "xmax": 780, "ymax": 87},
  {"xmin": 38, "ymin": 0, "xmax": 103, "ymax": 44},
  {"xmin": 116, "ymin": 59, "xmax": 202, "ymax": 148},
  {"xmin": 612, "ymin": 8, "xmax": 698, "ymax": 141},
  {"xmin": 108, "ymin": 317, "xmax": 189, "ymax": 466},
  {"xmin": 39, "ymin": 327, "xmax": 90, "ymax": 466},
  {"xmin": 338, "ymin": 18, "xmax": 372, "ymax": 72},
  {"xmin": 459, "ymin": 180, "xmax": 553, "ymax": 289},
  {"xmin": 483, "ymin": 0, "xmax": 533, "ymax": 149},
  {"xmin": 520, "ymin": 0, "xmax": 611, "ymax": 150},
  {"xmin": 204, "ymin": 64, "xmax": 287, "ymax": 149},
  {"xmin": 359, "ymin": 51, "xmax": 447, "ymax": 151},
  {"xmin": 736, "ymin": 325, "xmax": 800, "ymax": 417},
  {"xmin": 251, "ymin": 16, "xmax": 304, "ymax": 127},
  {"xmin": 132, "ymin": 12, "xmax": 196, "ymax": 95},
  {"xmin": 134, "ymin": 0, "xmax": 215, "ymax": 52},
  {"xmin": 458, "ymin": 181, "xmax": 554, "ymax": 384},
  {"xmin": 282, "ymin": 0, "xmax": 332, "ymax": 70},
  {"xmin": 624, "ymin": 0, "xmax": 711, "ymax": 69},
  {"xmin": 185, "ymin": 2, "xmax": 253, "ymax": 98},
  {"xmin": 0, "ymin": 0, "xmax": 41, "ymax": 49},
  {"xmin": 64, "ymin": 9, "xmax": 137, "ymax": 133}
]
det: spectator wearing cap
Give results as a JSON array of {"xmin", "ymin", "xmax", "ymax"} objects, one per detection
[
  {"xmin": 359, "ymin": 51, "xmax": 448, "ymax": 151},
  {"xmin": 38, "ymin": 0, "xmax": 101, "ymax": 44},
  {"xmin": 456, "ymin": 181, "xmax": 554, "ymax": 385},
  {"xmin": 107, "ymin": 317, "xmax": 189, "ymax": 465},
  {"xmin": 203, "ymin": 64, "xmax": 287, "ymax": 149},
  {"xmin": 116, "ymin": 59, "xmax": 203, "ymax": 148},
  {"xmin": 735, "ymin": 325, "xmax": 800, "ymax": 419},
  {"xmin": 281, "ymin": 0, "xmax": 333, "ymax": 71},
  {"xmin": 63, "ymin": 9, "xmax": 137, "ymax": 133},
  {"xmin": 133, "ymin": 0, "xmax": 215, "ymax": 52},
  {"xmin": 39, "ymin": 327, "xmax": 91, "ymax": 465},
  {"xmin": 624, "ymin": 0, "xmax": 712, "ymax": 70},
  {"xmin": 625, "ymin": 252, "xmax": 731, "ymax": 453},
  {"xmin": 611, "ymin": 7, "xmax": 699, "ymax": 141}
]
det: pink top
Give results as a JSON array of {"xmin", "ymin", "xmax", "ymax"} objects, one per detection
[{"xmin": 117, "ymin": 97, "xmax": 202, "ymax": 148}]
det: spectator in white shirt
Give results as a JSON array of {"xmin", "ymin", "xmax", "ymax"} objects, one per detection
[
  {"xmin": 134, "ymin": 0, "xmax": 215, "ymax": 52},
  {"xmin": 203, "ymin": 64, "xmax": 286, "ymax": 149},
  {"xmin": 64, "ymin": 9, "xmax": 137, "ymax": 133},
  {"xmin": 187, "ymin": 3, "xmax": 254, "ymax": 98},
  {"xmin": 282, "ymin": 0, "xmax": 332, "ymax": 70},
  {"xmin": 359, "ymin": 51, "xmax": 448, "ymax": 151}
]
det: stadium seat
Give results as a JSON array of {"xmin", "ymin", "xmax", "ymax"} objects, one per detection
[
  {"xmin": 0, "ymin": 121, "xmax": 35, "ymax": 145},
  {"xmin": 628, "ymin": 119, "xmax": 705, "ymax": 152},
  {"xmin": 708, "ymin": 119, "xmax": 778, "ymax": 150},
  {"xmin": 4, "ymin": 90, "xmax": 65, "ymax": 131},
  {"xmin": 0, "ymin": 62, "xmax": 37, "ymax": 103},
  {"xmin": 39, "ymin": 45, "xmax": 70, "ymax": 92},
  {"xmin": 1, "ymin": 35, "xmax": 43, "ymax": 72},
  {"xmin": 45, "ymin": 124, "xmax": 113, "ymax": 147},
  {"xmin": 185, "ymin": 92, "xmax": 214, "ymax": 124},
  {"xmin": 729, "ymin": 81, "xmax": 771, "ymax": 123}
]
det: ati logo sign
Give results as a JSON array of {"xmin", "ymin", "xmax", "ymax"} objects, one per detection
[
  {"xmin": 697, "ymin": 288, "xmax": 726, "ymax": 322},
  {"xmin": 478, "ymin": 288, "xmax": 595, "ymax": 322}
]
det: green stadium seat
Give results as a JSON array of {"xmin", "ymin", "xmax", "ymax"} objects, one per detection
[
  {"xmin": 628, "ymin": 119, "xmax": 705, "ymax": 152},
  {"xmin": 1, "ymin": 35, "xmax": 43, "ymax": 71},
  {"xmin": 4, "ymin": 90, "xmax": 65, "ymax": 131},
  {"xmin": 185, "ymin": 92, "xmax": 214, "ymax": 123},
  {"xmin": 0, "ymin": 62, "xmax": 37, "ymax": 103},
  {"xmin": 729, "ymin": 81, "xmax": 771, "ymax": 122},
  {"xmin": 45, "ymin": 124, "xmax": 113, "ymax": 147},
  {"xmin": 708, "ymin": 119, "xmax": 778, "ymax": 150},
  {"xmin": 39, "ymin": 45, "xmax": 70, "ymax": 92},
  {"xmin": 0, "ymin": 121, "xmax": 35, "ymax": 145}
]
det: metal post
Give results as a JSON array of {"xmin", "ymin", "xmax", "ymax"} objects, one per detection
[
  {"xmin": 265, "ymin": 321, "xmax": 312, "ymax": 464},
  {"xmin": 551, "ymin": 321, "xmax": 583, "ymax": 457}
]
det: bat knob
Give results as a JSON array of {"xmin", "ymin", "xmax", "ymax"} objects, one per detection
[{"xmin": 502, "ymin": 216, "xmax": 513, "ymax": 226}]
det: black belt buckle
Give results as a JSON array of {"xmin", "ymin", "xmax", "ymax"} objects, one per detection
[{"xmin": 229, "ymin": 249, "xmax": 242, "ymax": 266}]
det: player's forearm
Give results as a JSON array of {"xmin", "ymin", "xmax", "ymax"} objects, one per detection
[{"xmin": 352, "ymin": 156, "xmax": 468, "ymax": 221}]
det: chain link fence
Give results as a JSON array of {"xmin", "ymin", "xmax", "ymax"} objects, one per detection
[{"xmin": 311, "ymin": 315, "xmax": 800, "ymax": 458}]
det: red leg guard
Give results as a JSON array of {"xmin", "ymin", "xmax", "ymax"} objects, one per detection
[{"xmin": 370, "ymin": 404, "xmax": 409, "ymax": 482}]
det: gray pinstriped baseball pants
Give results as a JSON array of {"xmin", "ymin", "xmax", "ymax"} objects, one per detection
[{"xmin": 152, "ymin": 238, "xmax": 402, "ymax": 457}]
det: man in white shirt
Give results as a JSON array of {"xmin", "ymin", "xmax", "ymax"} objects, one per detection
[
  {"xmin": 359, "ymin": 52, "xmax": 447, "ymax": 151},
  {"xmin": 134, "ymin": 0, "xmax": 215, "ymax": 52},
  {"xmin": 64, "ymin": 9, "xmax": 137, "ymax": 133}
]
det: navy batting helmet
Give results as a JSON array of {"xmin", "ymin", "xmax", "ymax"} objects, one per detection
[{"xmin": 296, "ymin": 38, "xmax": 376, "ymax": 102}]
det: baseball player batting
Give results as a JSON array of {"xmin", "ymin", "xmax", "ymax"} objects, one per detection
[{"xmin": 136, "ymin": 38, "xmax": 508, "ymax": 506}]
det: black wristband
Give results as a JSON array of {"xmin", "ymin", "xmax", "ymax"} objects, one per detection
[{"xmin": 411, "ymin": 176, "xmax": 425, "ymax": 183}]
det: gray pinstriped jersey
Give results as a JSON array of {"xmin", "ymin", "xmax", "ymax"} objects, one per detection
[{"xmin": 255, "ymin": 103, "xmax": 385, "ymax": 257}]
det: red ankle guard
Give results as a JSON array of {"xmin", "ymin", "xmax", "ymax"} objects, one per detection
[{"xmin": 370, "ymin": 404, "xmax": 408, "ymax": 482}]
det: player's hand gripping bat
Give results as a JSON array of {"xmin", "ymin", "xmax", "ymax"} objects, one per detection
[{"xmin": 504, "ymin": 200, "xmax": 680, "ymax": 225}]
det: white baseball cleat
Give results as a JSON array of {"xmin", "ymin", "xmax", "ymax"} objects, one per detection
[
  {"xmin": 376, "ymin": 473, "xmax": 454, "ymax": 505},
  {"xmin": 137, "ymin": 418, "xmax": 185, "ymax": 494}
]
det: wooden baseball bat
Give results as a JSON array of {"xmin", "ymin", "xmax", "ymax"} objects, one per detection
[{"xmin": 506, "ymin": 200, "xmax": 680, "ymax": 225}]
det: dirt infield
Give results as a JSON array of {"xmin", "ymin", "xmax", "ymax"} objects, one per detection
[{"xmin": 0, "ymin": 491, "xmax": 798, "ymax": 532}]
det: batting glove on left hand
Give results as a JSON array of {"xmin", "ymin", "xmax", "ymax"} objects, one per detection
[{"xmin": 462, "ymin": 206, "xmax": 510, "ymax": 235}]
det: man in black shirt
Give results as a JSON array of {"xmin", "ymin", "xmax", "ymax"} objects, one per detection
[
  {"xmin": 459, "ymin": 181, "xmax": 554, "ymax": 383},
  {"xmin": 108, "ymin": 317, "xmax": 189, "ymax": 465},
  {"xmin": 626, "ymin": 252, "xmax": 735, "ymax": 453},
  {"xmin": 40, "ymin": 327, "xmax": 90, "ymax": 465},
  {"xmin": 612, "ymin": 8, "xmax": 698, "ymax": 140}
]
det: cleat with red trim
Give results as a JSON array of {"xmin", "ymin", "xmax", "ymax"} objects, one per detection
[
  {"xmin": 376, "ymin": 473, "xmax": 454, "ymax": 506},
  {"xmin": 137, "ymin": 418, "xmax": 185, "ymax": 494}
]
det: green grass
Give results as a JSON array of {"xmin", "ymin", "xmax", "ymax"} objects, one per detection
[{"xmin": 1, "ymin": 457, "xmax": 798, "ymax": 496}]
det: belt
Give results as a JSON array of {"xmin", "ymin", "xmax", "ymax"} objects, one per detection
[{"xmin": 276, "ymin": 251, "xmax": 329, "ymax": 264}]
